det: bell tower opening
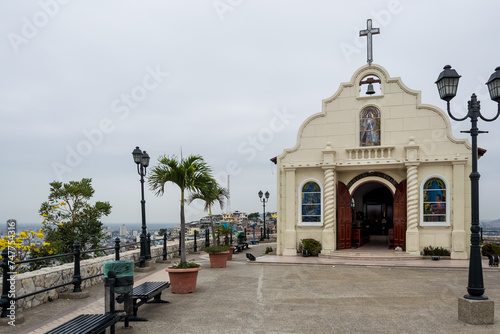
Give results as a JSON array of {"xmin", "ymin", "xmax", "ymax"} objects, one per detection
[{"xmin": 351, "ymin": 182, "xmax": 393, "ymax": 247}]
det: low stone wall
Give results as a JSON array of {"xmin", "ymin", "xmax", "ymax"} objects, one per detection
[
  {"xmin": 1, "ymin": 240, "xmax": 203, "ymax": 313},
  {"xmin": 483, "ymin": 236, "xmax": 500, "ymax": 244}
]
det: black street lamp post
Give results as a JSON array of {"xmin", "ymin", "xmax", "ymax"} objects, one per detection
[
  {"xmin": 132, "ymin": 146, "xmax": 151, "ymax": 268},
  {"xmin": 435, "ymin": 65, "xmax": 500, "ymax": 300},
  {"xmin": 258, "ymin": 190, "xmax": 270, "ymax": 240}
]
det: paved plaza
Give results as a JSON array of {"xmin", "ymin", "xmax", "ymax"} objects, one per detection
[{"xmin": 8, "ymin": 242, "xmax": 500, "ymax": 334}]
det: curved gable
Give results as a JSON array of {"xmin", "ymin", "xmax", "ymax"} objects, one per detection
[{"xmin": 278, "ymin": 64, "xmax": 470, "ymax": 165}]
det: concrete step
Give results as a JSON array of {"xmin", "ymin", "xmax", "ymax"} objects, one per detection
[{"xmin": 320, "ymin": 252, "xmax": 423, "ymax": 261}]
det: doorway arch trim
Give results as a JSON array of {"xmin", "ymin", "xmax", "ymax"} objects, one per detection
[{"xmin": 348, "ymin": 175, "xmax": 397, "ymax": 195}]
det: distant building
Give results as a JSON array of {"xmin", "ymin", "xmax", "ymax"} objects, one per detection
[
  {"xmin": 188, "ymin": 227, "xmax": 201, "ymax": 236},
  {"xmin": 119, "ymin": 224, "xmax": 127, "ymax": 236}
]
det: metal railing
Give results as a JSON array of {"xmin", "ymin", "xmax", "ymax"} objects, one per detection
[{"xmin": 0, "ymin": 234, "xmax": 181, "ymax": 318}]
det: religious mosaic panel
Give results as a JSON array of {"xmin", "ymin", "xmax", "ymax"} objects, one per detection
[
  {"xmin": 360, "ymin": 107, "xmax": 381, "ymax": 146},
  {"xmin": 301, "ymin": 182, "xmax": 321, "ymax": 222},
  {"xmin": 423, "ymin": 178, "xmax": 447, "ymax": 223}
]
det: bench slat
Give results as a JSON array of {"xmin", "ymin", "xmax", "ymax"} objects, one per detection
[
  {"xmin": 45, "ymin": 314, "xmax": 118, "ymax": 334},
  {"xmin": 129, "ymin": 281, "xmax": 170, "ymax": 320},
  {"xmin": 132, "ymin": 281, "xmax": 170, "ymax": 298}
]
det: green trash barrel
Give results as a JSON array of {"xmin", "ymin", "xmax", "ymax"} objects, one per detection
[{"xmin": 103, "ymin": 260, "xmax": 134, "ymax": 294}]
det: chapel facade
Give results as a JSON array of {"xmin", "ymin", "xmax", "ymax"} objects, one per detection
[{"xmin": 275, "ymin": 64, "xmax": 472, "ymax": 259}]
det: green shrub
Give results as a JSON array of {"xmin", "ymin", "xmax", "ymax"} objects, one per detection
[
  {"xmin": 204, "ymin": 245, "xmax": 231, "ymax": 253},
  {"xmin": 172, "ymin": 261, "xmax": 200, "ymax": 269},
  {"xmin": 301, "ymin": 238, "xmax": 322, "ymax": 256},
  {"xmin": 422, "ymin": 245, "xmax": 450, "ymax": 256},
  {"xmin": 481, "ymin": 243, "xmax": 500, "ymax": 256}
]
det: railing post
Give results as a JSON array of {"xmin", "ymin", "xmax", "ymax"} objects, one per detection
[
  {"xmin": 108, "ymin": 270, "xmax": 116, "ymax": 314},
  {"xmin": 162, "ymin": 233, "xmax": 167, "ymax": 261},
  {"xmin": 146, "ymin": 233, "xmax": 152, "ymax": 260},
  {"xmin": 72, "ymin": 241, "xmax": 82, "ymax": 293},
  {"xmin": 194, "ymin": 230, "xmax": 198, "ymax": 252},
  {"xmin": 114, "ymin": 237, "xmax": 120, "ymax": 261},
  {"xmin": 139, "ymin": 233, "xmax": 146, "ymax": 268},
  {"xmin": 205, "ymin": 229, "xmax": 210, "ymax": 247},
  {"xmin": 178, "ymin": 236, "xmax": 181, "ymax": 256},
  {"xmin": 1, "ymin": 248, "xmax": 11, "ymax": 318}
]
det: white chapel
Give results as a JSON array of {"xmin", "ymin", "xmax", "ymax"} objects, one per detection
[{"xmin": 274, "ymin": 61, "xmax": 473, "ymax": 259}]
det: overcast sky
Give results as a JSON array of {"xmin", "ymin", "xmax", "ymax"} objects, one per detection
[{"xmin": 1, "ymin": 0, "xmax": 499, "ymax": 227}]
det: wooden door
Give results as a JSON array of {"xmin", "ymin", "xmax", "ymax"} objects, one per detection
[
  {"xmin": 337, "ymin": 181, "xmax": 352, "ymax": 249},
  {"xmin": 393, "ymin": 179, "xmax": 407, "ymax": 250}
]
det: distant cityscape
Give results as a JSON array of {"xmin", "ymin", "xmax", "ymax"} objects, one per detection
[
  {"xmin": 1, "ymin": 210, "xmax": 278, "ymax": 248},
  {"xmin": 3, "ymin": 214, "xmax": 498, "ymax": 250}
]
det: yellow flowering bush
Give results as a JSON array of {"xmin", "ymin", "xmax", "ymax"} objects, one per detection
[{"xmin": 0, "ymin": 229, "xmax": 56, "ymax": 272}]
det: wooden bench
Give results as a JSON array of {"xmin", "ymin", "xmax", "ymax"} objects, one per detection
[
  {"xmin": 129, "ymin": 281, "xmax": 171, "ymax": 321},
  {"xmin": 45, "ymin": 271, "xmax": 120, "ymax": 334}
]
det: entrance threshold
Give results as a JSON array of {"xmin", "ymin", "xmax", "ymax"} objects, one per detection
[{"xmin": 325, "ymin": 239, "xmax": 422, "ymax": 261}]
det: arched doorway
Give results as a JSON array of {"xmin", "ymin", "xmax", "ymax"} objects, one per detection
[
  {"xmin": 337, "ymin": 178, "xmax": 406, "ymax": 250},
  {"xmin": 351, "ymin": 182, "xmax": 393, "ymax": 247}
]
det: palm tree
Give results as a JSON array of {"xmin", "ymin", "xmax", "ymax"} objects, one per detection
[
  {"xmin": 189, "ymin": 179, "xmax": 229, "ymax": 248},
  {"xmin": 148, "ymin": 154, "xmax": 212, "ymax": 263}
]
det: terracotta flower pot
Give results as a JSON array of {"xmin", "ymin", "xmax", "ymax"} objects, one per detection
[
  {"xmin": 209, "ymin": 251, "xmax": 229, "ymax": 268},
  {"xmin": 227, "ymin": 247, "xmax": 235, "ymax": 260},
  {"xmin": 165, "ymin": 267, "xmax": 201, "ymax": 294}
]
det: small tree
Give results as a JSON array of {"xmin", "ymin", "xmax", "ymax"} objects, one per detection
[
  {"xmin": 148, "ymin": 154, "xmax": 212, "ymax": 264},
  {"xmin": 216, "ymin": 224, "xmax": 233, "ymax": 246},
  {"xmin": 247, "ymin": 212, "xmax": 260, "ymax": 219},
  {"xmin": 188, "ymin": 179, "xmax": 228, "ymax": 248},
  {"xmin": 39, "ymin": 178, "xmax": 111, "ymax": 254}
]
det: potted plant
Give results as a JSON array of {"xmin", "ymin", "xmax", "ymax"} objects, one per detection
[
  {"xmin": 216, "ymin": 224, "xmax": 235, "ymax": 260},
  {"xmin": 482, "ymin": 243, "xmax": 500, "ymax": 257},
  {"xmin": 204, "ymin": 244, "xmax": 231, "ymax": 268},
  {"xmin": 149, "ymin": 154, "xmax": 212, "ymax": 265},
  {"xmin": 149, "ymin": 154, "xmax": 213, "ymax": 293},
  {"xmin": 165, "ymin": 261, "xmax": 201, "ymax": 294},
  {"xmin": 422, "ymin": 245, "xmax": 451, "ymax": 260},
  {"xmin": 188, "ymin": 178, "xmax": 229, "ymax": 251},
  {"xmin": 300, "ymin": 238, "xmax": 322, "ymax": 257}
]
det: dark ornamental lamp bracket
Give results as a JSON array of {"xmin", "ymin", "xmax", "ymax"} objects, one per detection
[{"xmin": 435, "ymin": 65, "xmax": 500, "ymax": 300}]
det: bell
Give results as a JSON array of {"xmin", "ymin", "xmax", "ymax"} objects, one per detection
[{"xmin": 366, "ymin": 83, "xmax": 375, "ymax": 95}]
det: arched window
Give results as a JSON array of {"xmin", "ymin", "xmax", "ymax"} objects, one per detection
[
  {"xmin": 421, "ymin": 176, "xmax": 449, "ymax": 226},
  {"xmin": 360, "ymin": 107, "xmax": 381, "ymax": 146},
  {"xmin": 299, "ymin": 181, "xmax": 322, "ymax": 225}
]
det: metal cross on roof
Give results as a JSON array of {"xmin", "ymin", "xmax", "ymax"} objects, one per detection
[{"xmin": 359, "ymin": 19, "xmax": 380, "ymax": 65}]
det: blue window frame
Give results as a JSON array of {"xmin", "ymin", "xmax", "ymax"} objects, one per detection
[{"xmin": 301, "ymin": 182, "xmax": 321, "ymax": 223}]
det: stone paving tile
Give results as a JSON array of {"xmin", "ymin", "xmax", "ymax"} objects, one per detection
[{"xmin": 9, "ymin": 242, "xmax": 500, "ymax": 334}]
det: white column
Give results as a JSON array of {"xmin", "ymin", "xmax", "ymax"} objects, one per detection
[
  {"xmin": 322, "ymin": 167, "xmax": 336, "ymax": 254},
  {"xmin": 283, "ymin": 168, "xmax": 297, "ymax": 256},
  {"xmin": 405, "ymin": 162, "xmax": 420, "ymax": 255},
  {"xmin": 451, "ymin": 161, "xmax": 467, "ymax": 259}
]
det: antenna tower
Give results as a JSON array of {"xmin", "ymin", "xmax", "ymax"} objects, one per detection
[{"xmin": 227, "ymin": 175, "xmax": 231, "ymax": 215}]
